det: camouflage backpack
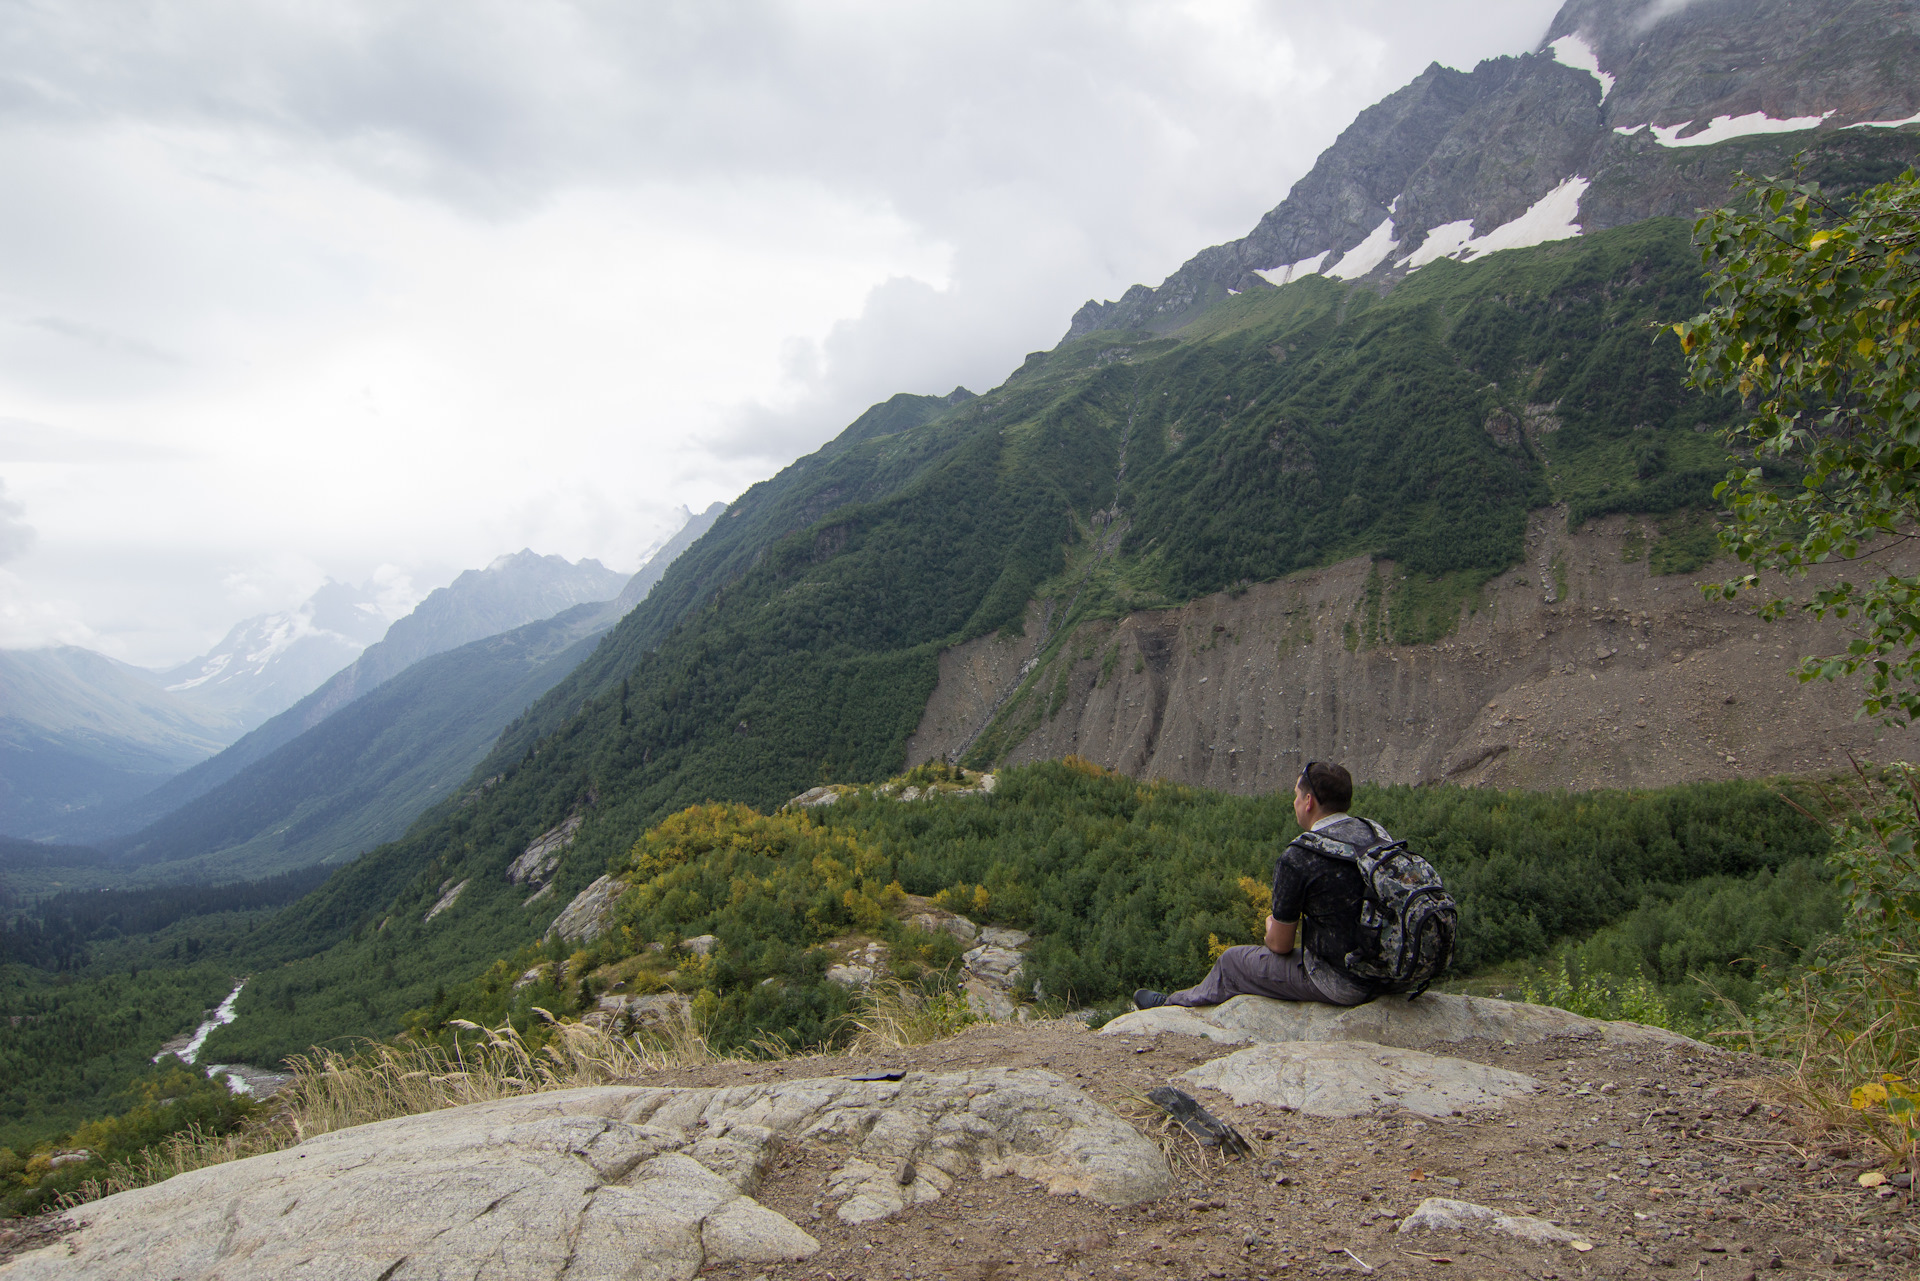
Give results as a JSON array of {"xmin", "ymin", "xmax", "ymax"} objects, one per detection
[{"xmin": 1294, "ymin": 819, "xmax": 1457, "ymax": 999}]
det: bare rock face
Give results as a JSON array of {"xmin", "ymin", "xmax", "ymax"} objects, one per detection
[
  {"xmin": 506, "ymin": 814, "xmax": 583, "ymax": 888},
  {"xmin": 1100, "ymin": 992, "xmax": 1704, "ymax": 1052},
  {"xmin": 547, "ymin": 874, "xmax": 623, "ymax": 944},
  {"xmin": 0, "ymin": 1071, "xmax": 1169, "ymax": 1280},
  {"xmin": 1398, "ymin": 1196, "xmax": 1579, "ymax": 1245},
  {"xmin": 1182, "ymin": 1041, "xmax": 1538, "ymax": 1118},
  {"xmin": 421, "ymin": 877, "xmax": 468, "ymax": 924}
]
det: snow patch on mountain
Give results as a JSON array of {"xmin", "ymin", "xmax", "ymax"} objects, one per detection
[
  {"xmin": 1399, "ymin": 178, "xmax": 1589, "ymax": 271},
  {"xmin": 1548, "ymin": 34, "xmax": 1613, "ymax": 101},
  {"xmin": 1462, "ymin": 177, "xmax": 1589, "ymax": 257},
  {"xmin": 1846, "ymin": 109, "xmax": 1920, "ymax": 129},
  {"xmin": 1617, "ymin": 111, "xmax": 1832, "ymax": 147},
  {"xmin": 1402, "ymin": 221, "xmax": 1476, "ymax": 270},
  {"xmin": 1326, "ymin": 218, "xmax": 1399, "ymax": 280},
  {"xmin": 1251, "ymin": 252, "xmax": 1329, "ymax": 287}
]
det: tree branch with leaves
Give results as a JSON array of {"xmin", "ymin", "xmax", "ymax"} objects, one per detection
[{"xmin": 1675, "ymin": 167, "xmax": 1920, "ymax": 723}]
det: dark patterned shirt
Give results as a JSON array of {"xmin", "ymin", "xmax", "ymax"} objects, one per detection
[{"xmin": 1271, "ymin": 814, "xmax": 1389, "ymax": 999}]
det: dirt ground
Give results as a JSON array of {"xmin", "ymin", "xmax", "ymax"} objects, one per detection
[{"xmin": 646, "ymin": 1019, "xmax": 1919, "ymax": 1281}]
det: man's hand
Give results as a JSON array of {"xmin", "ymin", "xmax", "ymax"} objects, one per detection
[{"xmin": 1265, "ymin": 915, "xmax": 1296, "ymax": 955}]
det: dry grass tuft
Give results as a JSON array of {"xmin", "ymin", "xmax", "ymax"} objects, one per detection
[
  {"xmin": 1111, "ymin": 1091, "xmax": 1255, "ymax": 1185},
  {"xmin": 56, "ymin": 1012, "xmax": 748, "ymax": 1211},
  {"xmin": 844, "ymin": 973, "xmax": 978, "ymax": 1053}
]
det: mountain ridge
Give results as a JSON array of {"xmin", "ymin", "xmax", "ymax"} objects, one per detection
[{"xmin": 1066, "ymin": 0, "xmax": 1920, "ymax": 339}]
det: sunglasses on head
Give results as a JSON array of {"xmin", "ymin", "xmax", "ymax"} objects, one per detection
[{"xmin": 1298, "ymin": 760, "xmax": 1317, "ymax": 794}]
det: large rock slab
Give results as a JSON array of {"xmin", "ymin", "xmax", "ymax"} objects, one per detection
[
  {"xmin": 1182, "ymin": 1042, "xmax": 1538, "ymax": 1118},
  {"xmin": 1102, "ymin": 992, "xmax": 1704, "ymax": 1050},
  {"xmin": 1, "ymin": 1069, "xmax": 1169, "ymax": 1280}
]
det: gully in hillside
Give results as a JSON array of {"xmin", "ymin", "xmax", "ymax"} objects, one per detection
[{"xmin": 1134, "ymin": 760, "xmax": 1457, "ymax": 1010}]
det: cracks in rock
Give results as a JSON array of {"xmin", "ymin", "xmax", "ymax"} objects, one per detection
[{"xmin": 554, "ymin": 1188, "xmax": 596, "ymax": 1279}]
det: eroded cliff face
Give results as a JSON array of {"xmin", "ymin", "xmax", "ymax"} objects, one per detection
[{"xmin": 905, "ymin": 510, "xmax": 1912, "ymax": 792}]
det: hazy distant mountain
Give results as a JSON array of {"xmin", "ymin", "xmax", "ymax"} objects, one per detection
[
  {"xmin": 97, "ymin": 523, "xmax": 716, "ymax": 878},
  {"xmin": 0, "ymin": 647, "xmax": 233, "ymax": 838},
  {"xmin": 55, "ymin": 549, "xmax": 630, "ymax": 844},
  {"xmin": 155, "ymin": 579, "xmax": 395, "ymax": 733},
  {"xmin": 104, "ymin": 602, "xmax": 618, "ymax": 879},
  {"xmin": 600, "ymin": 503, "xmax": 725, "ymax": 620}
]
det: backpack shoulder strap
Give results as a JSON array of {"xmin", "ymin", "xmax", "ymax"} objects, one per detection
[
  {"xmin": 1293, "ymin": 818, "xmax": 1392, "ymax": 863},
  {"xmin": 1290, "ymin": 829, "xmax": 1359, "ymax": 863}
]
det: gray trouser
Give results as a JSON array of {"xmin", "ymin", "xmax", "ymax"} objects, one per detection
[{"xmin": 1166, "ymin": 944, "xmax": 1364, "ymax": 1008}]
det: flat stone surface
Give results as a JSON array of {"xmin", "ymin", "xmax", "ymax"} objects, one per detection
[
  {"xmin": 1398, "ymin": 1196, "xmax": 1579, "ymax": 1245},
  {"xmin": 1182, "ymin": 1041, "xmax": 1538, "ymax": 1117},
  {"xmin": 1, "ymin": 1069, "xmax": 1168, "ymax": 1281},
  {"xmin": 1102, "ymin": 992, "xmax": 1705, "ymax": 1050}
]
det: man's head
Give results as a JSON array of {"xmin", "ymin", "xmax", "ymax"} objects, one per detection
[{"xmin": 1294, "ymin": 760, "xmax": 1353, "ymax": 827}]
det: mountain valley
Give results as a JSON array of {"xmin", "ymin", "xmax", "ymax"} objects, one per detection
[{"xmin": 4, "ymin": 0, "xmax": 1920, "ymax": 1253}]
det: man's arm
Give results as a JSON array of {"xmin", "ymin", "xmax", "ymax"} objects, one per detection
[{"xmin": 1265, "ymin": 916, "xmax": 1296, "ymax": 955}]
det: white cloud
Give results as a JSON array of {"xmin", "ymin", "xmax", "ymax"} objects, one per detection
[
  {"xmin": 0, "ymin": 479, "xmax": 33, "ymax": 563},
  {"xmin": 0, "ymin": 0, "xmax": 1563, "ymax": 665}
]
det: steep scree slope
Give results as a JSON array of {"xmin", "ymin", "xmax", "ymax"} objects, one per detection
[{"xmin": 909, "ymin": 510, "xmax": 1914, "ymax": 791}]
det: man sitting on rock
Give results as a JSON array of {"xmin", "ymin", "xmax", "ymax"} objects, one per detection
[{"xmin": 1134, "ymin": 760, "xmax": 1381, "ymax": 1010}]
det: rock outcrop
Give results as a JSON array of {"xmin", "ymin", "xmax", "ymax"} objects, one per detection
[
  {"xmin": 0, "ymin": 1070, "xmax": 1170, "ymax": 1280},
  {"xmin": 506, "ymin": 814, "xmax": 583, "ymax": 891},
  {"xmin": 1101, "ymin": 991, "xmax": 1704, "ymax": 1052},
  {"xmin": 584, "ymin": 992, "xmax": 691, "ymax": 1034},
  {"xmin": 547, "ymin": 874, "xmax": 623, "ymax": 944}
]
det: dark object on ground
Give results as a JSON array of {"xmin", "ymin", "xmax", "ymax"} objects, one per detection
[
  {"xmin": 0, "ymin": 1215, "xmax": 81, "ymax": 1267},
  {"xmin": 844, "ymin": 1070, "xmax": 906, "ymax": 1081},
  {"xmin": 1146, "ymin": 1085, "xmax": 1254, "ymax": 1157},
  {"xmin": 1134, "ymin": 989, "xmax": 1168, "ymax": 1010}
]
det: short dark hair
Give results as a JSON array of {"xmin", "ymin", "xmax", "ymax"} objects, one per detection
[{"xmin": 1297, "ymin": 760, "xmax": 1353, "ymax": 812}]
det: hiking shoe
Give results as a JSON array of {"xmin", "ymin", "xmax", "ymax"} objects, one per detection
[{"xmin": 1133, "ymin": 989, "xmax": 1168, "ymax": 1010}]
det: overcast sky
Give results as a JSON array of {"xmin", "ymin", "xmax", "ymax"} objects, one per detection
[{"xmin": 0, "ymin": 0, "xmax": 1564, "ymax": 667}]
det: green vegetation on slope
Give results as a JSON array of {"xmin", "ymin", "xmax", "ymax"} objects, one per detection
[
  {"xmin": 185, "ymin": 760, "xmax": 1834, "ymax": 1070},
  {"xmin": 0, "ymin": 961, "xmax": 242, "ymax": 1151}
]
